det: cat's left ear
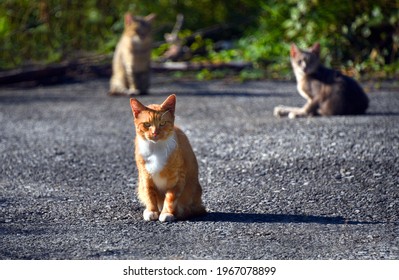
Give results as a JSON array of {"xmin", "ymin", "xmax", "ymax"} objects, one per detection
[
  {"xmin": 124, "ymin": 13, "xmax": 134, "ymax": 26},
  {"xmin": 145, "ymin": 13, "xmax": 156, "ymax": 23},
  {"xmin": 310, "ymin": 43, "xmax": 320, "ymax": 56},
  {"xmin": 290, "ymin": 43, "xmax": 299, "ymax": 58},
  {"xmin": 161, "ymin": 94, "xmax": 176, "ymax": 117},
  {"xmin": 130, "ymin": 98, "xmax": 147, "ymax": 118}
]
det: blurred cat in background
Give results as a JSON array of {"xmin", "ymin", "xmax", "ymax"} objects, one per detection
[
  {"xmin": 274, "ymin": 43, "xmax": 369, "ymax": 118},
  {"xmin": 109, "ymin": 13, "xmax": 155, "ymax": 96}
]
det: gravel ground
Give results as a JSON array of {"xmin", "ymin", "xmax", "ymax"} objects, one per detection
[{"xmin": 0, "ymin": 75, "xmax": 398, "ymax": 259}]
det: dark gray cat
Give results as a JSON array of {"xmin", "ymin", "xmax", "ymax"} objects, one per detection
[{"xmin": 274, "ymin": 43, "xmax": 369, "ymax": 118}]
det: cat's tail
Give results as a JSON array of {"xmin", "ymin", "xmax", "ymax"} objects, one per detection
[
  {"xmin": 177, "ymin": 203, "xmax": 207, "ymax": 220},
  {"xmin": 190, "ymin": 203, "xmax": 207, "ymax": 218},
  {"xmin": 188, "ymin": 187, "xmax": 207, "ymax": 219}
]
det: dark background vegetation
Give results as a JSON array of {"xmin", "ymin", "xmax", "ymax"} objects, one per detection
[{"xmin": 1, "ymin": 0, "xmax": 398, "ymax": 80}]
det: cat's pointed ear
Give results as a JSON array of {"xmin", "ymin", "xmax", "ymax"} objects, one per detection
[
  {"xmin": 145, "ymin": 13, "xmax": 156, "ymax": 23},
  {"xmin": 161, "ymin": 94, "xmax": 176, "ymax": 117},
  {"xmin": 290, "ymin": 43, "xmax": 299, "ymax": 58},
  {"xmin": 130, "ymin": 98, "xmax": 146, "ymax": 118},
  {"xmin": 311, "ymin": 43, "xmax": 320, "ymax": 55},
  {"xmin": 124, "ymin": 13, "xmax": 133, "ymax": 26}
]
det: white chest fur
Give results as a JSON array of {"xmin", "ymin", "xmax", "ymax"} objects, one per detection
[
  {"xmin": 137, "ymin": 133, "xmax": 177, "ymax": 175},
  {"xmin": 297, "ymin": 82, "xmax": 311, "ymax": 101},
  {"xmin": 292, "ymin": 64, "xmax": 312, "ymax": 101}
]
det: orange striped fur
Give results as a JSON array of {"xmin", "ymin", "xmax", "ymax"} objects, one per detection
[{"xmin": 130, "ymin": 94, "xmax": 206, "ymax": 222}]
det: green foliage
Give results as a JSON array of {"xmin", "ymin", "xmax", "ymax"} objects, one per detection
[
  {"xmin": 239, "ymin": 68, "xmax": 266, "ymax": 82},
  {"xmin": 204, "ymin": 0, "xmax": 399, "ymax": 79},
  {"xmin": 0, "ymin": 0, "xmax": 397, "ymax": 79}
]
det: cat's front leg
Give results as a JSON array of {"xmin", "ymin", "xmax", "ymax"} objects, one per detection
[
  {"xmin": 158, "ymin": 173, "xmax": 185, "ymax": 222},
  {"xmin": 127, "ymin": 87, "xmax": 140, "ymax": 96},
  {"xmin": 159, "ymin": 212, "xmax": 175, "ymax": 222},
  {"xmin": 159, "ymin": 191, "xmax": 177, "ymax": 222},
  {"xmin": 289, "ymin": 99, "xmax": 319, "ymax": 118},
  {"xmin": 138, "ymin": 178, "xmax": 160, "ymax": 221},
  {"xmin": 288, "ymin": 108, "xmax": 308, "ymax": 119},
  {"xmin": 109, "ymin": 74, "xmax": 129, "ymax": 96},
  {"xmin": 274, "ymin": 105, "xmax": 307, "ymax": 118},
  {"xmin": 124, "ymin": 65, "xmax": 140, "ymax": 96},
  {"xmin": 143, "ymin": 209, "xmax": 159, "ymax": 221},
  {"xmin": 273, "ymin": 105, "xmax": 290, "ymax": 117}
]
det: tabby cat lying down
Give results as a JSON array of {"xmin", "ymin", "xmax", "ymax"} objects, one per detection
[{"xmin": 274, "ymin": 43, "xmax": 369, "ymax": 118}]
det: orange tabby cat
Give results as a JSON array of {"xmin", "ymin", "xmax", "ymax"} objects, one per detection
[{"xmin": 129, "ymin": 94, "xmax": 206, "ymax": 222}]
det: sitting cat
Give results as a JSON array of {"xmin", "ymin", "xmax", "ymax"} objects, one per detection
[
  {"xmin": 109, "ymin": 13, "xmax": 155, "ymax": 96},
  {"xmin": 129, "ymin": 94, "xmax": 206, "ymax": 222},
  {"xmin": 274, "ymin": 43, "xmax": 369, "ymax": 118}
]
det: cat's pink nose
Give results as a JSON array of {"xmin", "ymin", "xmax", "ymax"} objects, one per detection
[{"xmin": 151, "ymin": 127, "xmax": 158, "ymax": 136}]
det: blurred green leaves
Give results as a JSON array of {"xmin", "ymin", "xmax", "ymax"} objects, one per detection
[{"xmin": 0, "ymin": 0, "xmax": 397, "ymax": 79}]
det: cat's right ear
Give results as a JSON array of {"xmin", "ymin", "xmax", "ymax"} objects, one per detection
[
  {"xmin": 160, "ymin": 94, "xmax": 176, "ymax": 117},
  {"xmin": 130, "ymin": 98, "xmax": 146, "ymax": 118},
  {"xmin": 124, "ymin": 13, "xmax": 133, "ymax": 26},
  {"xmin": 310, "ymin": 43, "xmax": 320, "ymax": 55},
  {"xmin": 145, "ymin": 13, "xmax": 156, "ymax": 23},
  {"xmin": 290, "ymin": 44, "xmax": 299, "ymax": 58}
]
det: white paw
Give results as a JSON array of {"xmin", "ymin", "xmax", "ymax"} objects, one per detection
[
  {"xmin": 288, "ymin": 112, "xmax": 297, "ymax": 119},
  {"xmin": 159, "ymin": 213, "xmax": 176, "ymax": 222},
  {"xmin": 127, "ymin": 88, "xmax": 139, "ymax": 96},
  {"xmin": 274, "ymin": 106, "xmax": 288, "ymax": 117},
  {"xmin": 143, "ymin": 209, "xmax": 159, "ymax": 221}
]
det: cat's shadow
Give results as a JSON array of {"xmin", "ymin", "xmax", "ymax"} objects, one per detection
[{"xmin": 192, "ymin": 211, "xmax": 379, "ymax": 225}]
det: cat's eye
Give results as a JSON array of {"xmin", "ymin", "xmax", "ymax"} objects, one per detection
[
  {"xmin": 160, "ymin": 120, "xmax": 166, "ymax": 126},
  {"xmin": 143, "ymin": 122, "xmax": 151, "ymax": 128}
]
